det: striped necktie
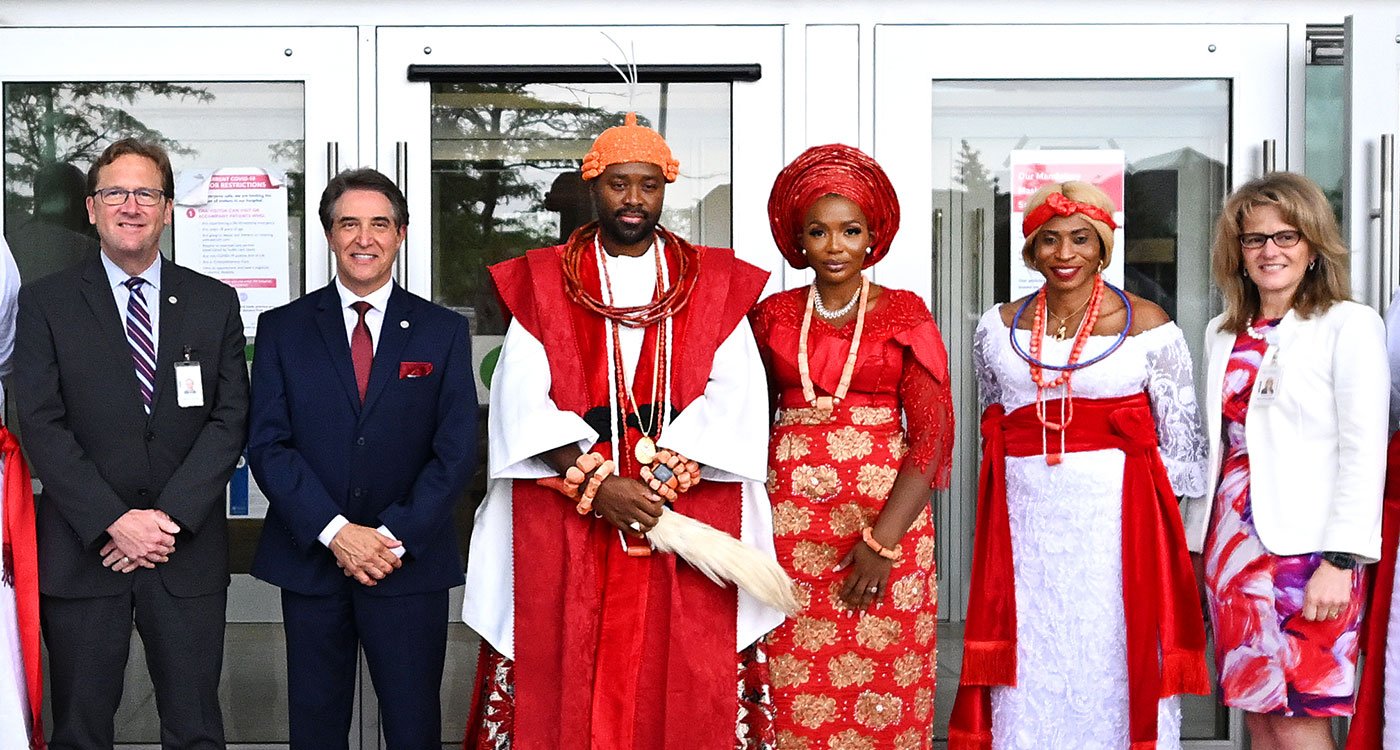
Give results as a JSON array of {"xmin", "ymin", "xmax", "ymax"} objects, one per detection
[{"xmin": 124, "ymin": 277, "xmax": 156, "ymax": 413}]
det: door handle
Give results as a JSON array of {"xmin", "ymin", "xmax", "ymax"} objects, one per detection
[
  {"xmin": 1262, "ymin": 139, "xmax": 1277, "ymax": 175},
  {"xmin": 970, "ymin": 207, "xmax": 985, "ymax": 318},
  {"xmin": 932, "ymin": 207, "xmax": 943, "ymax": 323},
  {"xmin": 326, "ymin": 142, "xmax": 341, "ymax": 279},
  {"xmin": 395, "ymin": 141, "xmax": 409, "ymax": 287},
  {"xmin": 1378, "ymin": 133, "xmax": 1395, "ymax": 312}
]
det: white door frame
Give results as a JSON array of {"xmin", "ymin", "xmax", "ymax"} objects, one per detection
[
  {"xmin": 1345, "ymin": 13, "xmax": 1400, "ymax": 309},
  {"xmin": 0, "ymin": 26, "xmax": 361, "ymax": 290},
  {"xmin": 374, "ymin": 24, "xmax": 787, "ymax": 301},
  {"xmin": 873, "ymin": 23, "xmax": 1288, "ymax": 304}
]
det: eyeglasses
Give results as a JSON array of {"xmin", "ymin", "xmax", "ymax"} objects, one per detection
[
  {"xmin": 92, "ymin": 187, "xmax": 166, "ymax": 207},
  {"xmin": 1239, "ymin": 230, "xmax": 1303, "ymax": 250}
]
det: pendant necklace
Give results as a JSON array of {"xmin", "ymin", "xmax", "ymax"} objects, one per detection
[
  {"xmin": 798, "ymin": 276, "xmax": 869, "ymax": 417},
  {"xmin": 597, "ymin": 238, "xmax": 669, "ymax": 469},
  {"xmin": 1047, "ymin": 294, "xmax": 1093, "ymax": 341}
]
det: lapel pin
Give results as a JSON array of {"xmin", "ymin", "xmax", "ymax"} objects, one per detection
[
  {"xmin": 168, "ymin": 296, "xmax": 178, "ymax": 304},
  {"xmin": 400, "ymin": 320, "xmax": 410, "ymax": 329}
]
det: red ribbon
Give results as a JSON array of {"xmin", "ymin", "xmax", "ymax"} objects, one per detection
[
  {"xmin": 949, "ymin": 394, "xmax": 1207, "ymax": 750},
  {"xmin": 1345, "ymin": 432, "xmax": 1400, "ymax": 750},
  {"xmin": 0, "ymin": 428, "xmax": 43, "ymax": 749},
  {"xmin": 1022, "ymin": 191, "xmax": 1118, "ymax": 236}
]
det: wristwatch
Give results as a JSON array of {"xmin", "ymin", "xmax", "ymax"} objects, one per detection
[{"xmin": 1320, "ymin": 551, "xmax": 1358, "ymax": 571}]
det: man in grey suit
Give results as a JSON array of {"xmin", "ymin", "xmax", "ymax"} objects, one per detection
[{"xmin": 14, "ymin": 138, "xmax": 249, "ymax": 749}]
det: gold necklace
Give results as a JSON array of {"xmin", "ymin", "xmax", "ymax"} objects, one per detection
[{"xmin": 1046, "ymin": 294, "xmax": 1093, "ymax": 341}]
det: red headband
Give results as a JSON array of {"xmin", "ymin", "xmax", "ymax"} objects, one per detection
[
  {"xmin": 767, "ymin": 144, "xmax": 900, "ymax": 270},
  {"xmin": 1022, "ymin": 190, "xmax": 1118, "ymax": 236}
]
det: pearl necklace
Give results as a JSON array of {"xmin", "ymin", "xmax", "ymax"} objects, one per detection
[{"xmin": 813, "ymin": 284, "xmax": 861, "ymax": 320}]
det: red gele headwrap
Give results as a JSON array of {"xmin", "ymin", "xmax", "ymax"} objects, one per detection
[
  {"xmin": 767, "ymin": 143, "xmax": 900, "ymax": 270},
  {"xmin": 1022, "ymin": 190, "xmax": 1118, "ymax": 236},
  {"xmin": 582, "ymin": 112, "xmax": 680, "ymax": 183}
]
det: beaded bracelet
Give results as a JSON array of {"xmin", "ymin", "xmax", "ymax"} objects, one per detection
[
  {"xmin": 564, "ymin": 452, "xmax": 605, "ymax": 496},
  {"xmin": 642, "ymin": 449, "xmax": 702, "ymax": 502},
  {"xmin": 577, "ymin": 459, "xmax": 615, "ymax": 514},
  {"xmin": 861, "ymin": 527, "xmax": 901, "ymax": 561}
]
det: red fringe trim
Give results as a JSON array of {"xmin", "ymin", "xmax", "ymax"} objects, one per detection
[
  {"xmin": 1159, "ymin": 649, "xmax": 1210, "ymax": 697},
  {"xmin": 947, "ymin": 729, "xmax": 994, "ymax": 750},
  {"xmin": 959, "ymin": 641, "xmax": 1017, "ymax": 686}
]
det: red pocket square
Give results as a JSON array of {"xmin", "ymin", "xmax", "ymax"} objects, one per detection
[{"xmin": 400, "ymin": 361, "xmax": 433, "ymax": 379}]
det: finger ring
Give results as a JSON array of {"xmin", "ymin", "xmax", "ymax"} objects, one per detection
[
  {"xmin": 867, "ymin": 585, "xmax": 879, "ymax": 593},
  {"xmin": 628, "ymin": 520, "xmax": 643, "ymax": 532},
  {"xmin": 121, "ymin": 557, "xmax": 130, "ymax": 564}
]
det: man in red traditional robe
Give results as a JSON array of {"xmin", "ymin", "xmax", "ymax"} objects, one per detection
[{"xmin": 461, "ymin": 113, "xmax": 784, "ymax": 750}]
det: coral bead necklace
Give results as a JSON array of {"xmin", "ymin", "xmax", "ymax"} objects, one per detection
[{"xmin": 798, "ymin": 276, "xmax": 869, "ymax": 418}]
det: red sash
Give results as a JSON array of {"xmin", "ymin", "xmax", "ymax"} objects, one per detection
[
  {"xmin": 489, "ymin": 235, "xmax": 768, "ymax": 750},
  {"xmin": 0, "ymin": 428, "xmax": 42, "ymax": 749},
  {"xmin": 949, "ymin": 394, "xmax": 1208, "ymax": 750},
  {"xmin": 1345, "ymin": 432, "xmax": 1400, "ymax": 750}
]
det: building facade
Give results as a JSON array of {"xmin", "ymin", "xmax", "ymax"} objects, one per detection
[{"xmin": 2, "ymin": 0, "xmax": 1398, "ymax": 747}]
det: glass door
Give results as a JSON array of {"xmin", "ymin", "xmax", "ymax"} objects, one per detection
[
  {"xmin": 1344, "ymin": 13, "xmax": 1400, "ymax": 310},
  {"xmin": 0, "ymin": 25, "xmax": 358, "ymax": 749},
  {"xmin": 374, "ymin": 25, "xmax": 784, "ymax": 747},
  {"xmin": 873, "ymin": 23, "xmax": 1288, "ymax": 747}
]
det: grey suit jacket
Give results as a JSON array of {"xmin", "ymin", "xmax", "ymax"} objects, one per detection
[{"xmin": 14, "ymin": 255, "xmax": 249, "ymax": 598}]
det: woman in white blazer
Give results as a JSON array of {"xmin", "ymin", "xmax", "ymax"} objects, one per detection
[{"xmin": 1184, "ymin": 172, "xmax": 1387, "ymax": 749}]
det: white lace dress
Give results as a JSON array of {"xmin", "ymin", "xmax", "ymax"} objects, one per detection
[{"xmin": 972, "ymin": 306, "xmax": 1208, "ymax": 750}]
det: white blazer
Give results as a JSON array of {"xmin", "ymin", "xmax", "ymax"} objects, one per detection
[{"xmin": 1183, "ymin": 301, "xmax": 1387, "ymax": 562}]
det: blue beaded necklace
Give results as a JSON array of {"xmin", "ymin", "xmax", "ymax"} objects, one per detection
[{"xmin": 1008, "ymin": 281, "xmax": 1133, "ymax": 372}]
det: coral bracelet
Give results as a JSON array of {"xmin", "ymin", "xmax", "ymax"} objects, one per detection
[{"xmin": 861, "ymin": 527, "xmax": 901, "ymax": 561}]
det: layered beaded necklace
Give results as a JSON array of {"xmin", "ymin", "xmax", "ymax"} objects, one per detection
[
  {"xmin": 595, "ymin": 235, "xmax": 672, "ymax": 471},
  {"xmin": 1008, "ymin": 274, "xmax": 1132, "ymax": 464},
  {"xmin": 798, "ymin": 276, "xmax": 869, "ymax": 417}
]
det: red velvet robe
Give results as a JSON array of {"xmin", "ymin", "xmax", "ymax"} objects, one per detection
[{"xmin": 489, "ymin": 237, "xmax": 768, "ymax": 750}]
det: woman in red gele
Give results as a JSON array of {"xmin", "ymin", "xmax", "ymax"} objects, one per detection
[{"xmin": 752, "ymin": 143, "xmax": 954, "ymax": 749}]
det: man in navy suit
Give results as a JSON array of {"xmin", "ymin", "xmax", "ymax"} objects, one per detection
[{"xmin": 248, "ymin": 168, "xmax": 477, "ymax": 750}]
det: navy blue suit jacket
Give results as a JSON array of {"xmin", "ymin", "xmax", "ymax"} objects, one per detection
[{"xmin": 248, "ymin": 283, "xmax": 477, "ymax": 597}]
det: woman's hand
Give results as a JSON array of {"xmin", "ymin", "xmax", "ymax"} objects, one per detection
[
  {"xmin": 1300, "ymin": 561, "xmax": 1354, "ymax": 622},
  {"xmin": 834, "ymin": 542, "xmax": 895, "ymax": 611}
]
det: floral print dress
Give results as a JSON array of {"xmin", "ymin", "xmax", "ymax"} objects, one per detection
[
  {"xmin": 751, "ymin": 288, "xmax": 954, "ymax": 750},
  {"xmin": 1204, "ymin": 319, "xmax": 1366, "ymax": 717}
]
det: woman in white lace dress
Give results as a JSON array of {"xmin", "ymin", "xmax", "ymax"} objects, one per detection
[{"xmin": 948, "ymin": 181, "xmax": 1210, "ymax": 750}]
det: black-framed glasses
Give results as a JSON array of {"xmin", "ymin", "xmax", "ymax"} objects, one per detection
[
  {"xmin": 1239, "ymin": 230, "xmax": 1303, "ymax": 250},
  {"xmin": 92, "ymin": 187, "xmax": 166, "ymax": 207}
]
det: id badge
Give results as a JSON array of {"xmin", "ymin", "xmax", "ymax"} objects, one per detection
[
  {"xmin": 1253, "ymin": 351, "xmax": 1281, "ymax": 406},
  {"xmin": 175, "ymin": 361, "xmax": 204, "ymax": 408}
]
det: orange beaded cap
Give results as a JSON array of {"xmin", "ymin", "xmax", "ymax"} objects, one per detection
[{"xmin": 581, "ymin": 112, "xmax": 680, "ymax": 183}]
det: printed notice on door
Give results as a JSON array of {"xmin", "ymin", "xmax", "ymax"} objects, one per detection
[
  {"xmin": 1008, "ymin": 150, "xmax": 1126, "ymax": 300},
  {"xmin": 174, "ymin": 168, "xmax": 291, "ymax": 336}
]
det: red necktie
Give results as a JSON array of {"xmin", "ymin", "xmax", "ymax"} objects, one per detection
[{"xmin": 350, "ymin": 301, "xmax": 373, "ymax": 403}]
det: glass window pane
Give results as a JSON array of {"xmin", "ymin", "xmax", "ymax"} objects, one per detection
[
  {"xmin": 429, "ymin": 81, "xmax": 731, "ymax": 336},
  {"xmin": 1304, "ymin": 64, "xmax": 1345, "ymax": 225},
  {"xmin": 3, "ymin": 81, "xmax": 307, "ymax": 299}
]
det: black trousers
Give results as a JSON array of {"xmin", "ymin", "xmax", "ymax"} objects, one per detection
[
  {"xmin": 42, "ymin": 573, "xmax": 227, "ymax": 750},
  {"xmin": 281, "ymin": 586, "xmax": 448, "ymax": 750}
]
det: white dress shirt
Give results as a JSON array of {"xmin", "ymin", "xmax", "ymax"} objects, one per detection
[{"xmin": 316, "ymin": 277, "xmax": 404, "ymax": 557}]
